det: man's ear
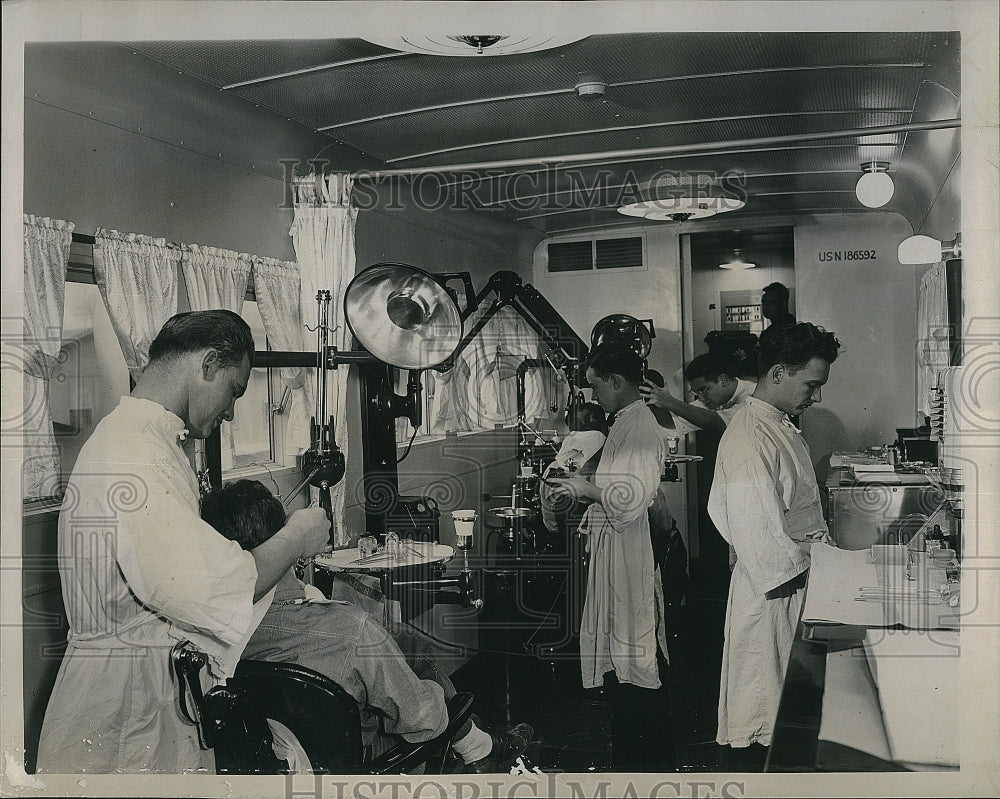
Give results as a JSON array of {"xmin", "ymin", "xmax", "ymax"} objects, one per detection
[
  {"xmin": 609, "ymin": 373, "xmax": 624, "ymax": 390},
  {"xmin": 200, "ymin": 348, "xmax": 221, "ymax": 380},
  {"xmin": 769, "ymin": 364, "xmax": 785, "ymax": 384}
]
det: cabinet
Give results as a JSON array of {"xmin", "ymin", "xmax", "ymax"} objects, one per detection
[{"xmin": 825, "ymin": 470, "xmax": 946, "ymax": 551}]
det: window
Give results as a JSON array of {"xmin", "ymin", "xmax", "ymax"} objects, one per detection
[
  {"xmin": 220, "ymin": 300, "xmax": 282, "ymax": 472},
  {"xmin": 32, "ymin": 241, "xmax": 298, "ymax": 506},
  {"xmin": 547, "ymin": 234, "xmax": 646, "ymax": 273},
  {"xmin": 50, "ymin": 282, "xmax": 131, "ymax": 486}
]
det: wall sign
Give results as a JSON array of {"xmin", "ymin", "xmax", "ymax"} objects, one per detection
[{"xmin": 818, "ymin": 249, "xmax": 878, "ymax": 262}]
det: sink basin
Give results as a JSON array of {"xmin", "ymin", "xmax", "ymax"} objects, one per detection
[{"xmin": 489, "ymin": 506, "xmax": 535, "ymax": 521}]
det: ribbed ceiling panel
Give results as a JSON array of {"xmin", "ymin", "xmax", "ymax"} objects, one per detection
[
  {"xmin": 377, "ymin": 112, "xmax": 908, "ymax": 168},
  {"xmin": 127, "ymin": 39, "xmax": 396, "ymax": 87},
  {"xmin": 119, "ymin": 30, "xmax": 956, "ymax": 233}
]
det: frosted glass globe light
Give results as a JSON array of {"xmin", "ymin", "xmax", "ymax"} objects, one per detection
[{"xmin": 856, "ymin": 167, "xmax": 894, "ymax": 208}]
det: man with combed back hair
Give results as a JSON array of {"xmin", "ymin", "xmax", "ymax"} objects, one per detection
[
  {"xmin": 37, "ymin": 310, "xmax": 330, "ymax": 773},
  {"xmin": 708, "ymin": 321, "xmax": 841, "ymax": 770}
]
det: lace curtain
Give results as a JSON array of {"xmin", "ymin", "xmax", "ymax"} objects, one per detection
[
  {"xmin": 93, "ymin": 229, "xmax": 179, "ymax": 382},
  {"xmin": 289, "ymin": 172, "xmax": 358, "ymax": 545},
  {"xmin": 916, "ymin": 262, "xmax": 950, "ymax": 418},
  {"xmin": 253, "ymin": 256, "xmax": 311, "ymax": 465},
  {"xmin": 22, "ymin": 215, "xmax": 74, "ymax": 500}
]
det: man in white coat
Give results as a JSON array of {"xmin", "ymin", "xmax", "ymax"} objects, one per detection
[
  {"xmin": 36, "ymin": 310, "xmax": 330, "ymax": 773},
  {"xmin": 707, "ymin": 322, "xmax": 841, "ymax": 770},
  {"xmin": 546, "ymin": 343, "xmax": 673, "ymax": 772}
]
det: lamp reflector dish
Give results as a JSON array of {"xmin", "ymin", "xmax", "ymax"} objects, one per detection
[{"xmin": 344, "ymin": 263, "xmax": 463, "ymax": 369}]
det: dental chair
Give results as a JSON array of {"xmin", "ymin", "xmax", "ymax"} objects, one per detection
[{"xmin": 172, "ymin": 642, "xmax": 474, "ymax": 775}]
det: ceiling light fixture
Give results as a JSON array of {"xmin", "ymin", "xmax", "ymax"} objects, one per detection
[
  {"xmin": 617, "ymin": 196, "xmax": 745, "ymax": 221},
  {"xmin": 897, "ymin": 233, "xmax": 962, "ymax": 264},
  {"xmin": 855, "ymin": 161, "xmax": 894, "ymax": 208},
  {"xmin": 718, "ymin": 249, "xmax": 758, "ymax": 269},
  {"xmin": 362, "ymin": 32, "xmax": 588, "ymax": 56}
]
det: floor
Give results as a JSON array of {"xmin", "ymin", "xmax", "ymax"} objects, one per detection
[{"xmin": 450, "ymin": 558, "xmax": 737, "ymax": 773}]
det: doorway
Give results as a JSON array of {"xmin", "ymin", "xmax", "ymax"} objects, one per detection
[{"xmin": 682, "ymin": 226, "xmax": 796, "ymax": 567}]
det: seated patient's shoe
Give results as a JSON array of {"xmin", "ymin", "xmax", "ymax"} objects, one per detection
[{"xmin": 463, "ymin": 723, "xmax": 534, "ymax": 773}]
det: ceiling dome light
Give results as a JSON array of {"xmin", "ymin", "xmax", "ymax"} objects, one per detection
[
  {"xmin": 856, "ymin": 161, "xmax": 894, "ymax": 208},
  {"xmin": 363, "ymin": 32, "xmax": 588, "ymax": 56},
  {"xmin": 718, "ymin": 249, "xmax": 757, "ymax": 269},
  {"xmin": 618, "ymin": 196, "xmax": 745, "ymax": 221}
]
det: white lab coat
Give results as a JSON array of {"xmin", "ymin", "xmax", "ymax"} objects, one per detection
[
  {"xmin": 708, "ymin": 396, "xmax": 830, "ymax": 747},
  {"xmin": 36, "ymin": 397, "xmax": 273, "ymax": 773},
  {"xmin": 579, "ymin": 400, "xmax": 667, "ymax": 690}
]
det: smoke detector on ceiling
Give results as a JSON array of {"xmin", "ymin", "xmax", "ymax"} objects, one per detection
[{"xmin": 575, "ymin": 74, "xmax": 608, "ymax": 100}]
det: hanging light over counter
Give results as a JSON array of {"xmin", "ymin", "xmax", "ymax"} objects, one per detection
[{"xmin": 718, "ymin": 249, "xmax": 757, "ymax": 269}]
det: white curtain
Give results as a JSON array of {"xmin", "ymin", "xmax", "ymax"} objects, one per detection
[
  {"xmin": 916, "ymin": 262, "xmax": 949, "ymax": 418},
  {"xmin": 289, "ymin": 172, "xmax": 357, "ymax": 546},
  {"xmin": 180, "ymin": 244, "xmax": 253, "ymax": 313},
  {"xmin": 22, "ymin": 215, "xmax": 74, "ymax": 500},
  {"xmin": 93, "ymin": 229, "xmax": 179, "ymax": 382},
  {"xmin": 253, "ymin": 256, "xmax": 311, "ymax": 465},
  {"xmin": 466, "ymin": 306, "xmax": 549, "ymax": 427},
  {"xmin": 181, "ymin": 244, "xmax": 255, "ymax": 471}
]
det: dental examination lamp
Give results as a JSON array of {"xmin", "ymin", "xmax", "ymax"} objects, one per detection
[{"xmin": 590, "ymin": 313, "xmax": 655, "ymax": 361}]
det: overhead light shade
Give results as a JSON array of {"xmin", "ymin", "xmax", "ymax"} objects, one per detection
[
  {"xmin": 897, "ymin": 233, "xmax": 962, "ymax": 264},
  {"xmin": 363, "ymin": 32, "xmax": 588, "ymax": 56},
  {"xmin": 718, "ymin": 249, "xmax": 757, "ymax": 269},
  {"xmin": 344, "ymin": 263, "xmax": 463, "ymax": 369},
  {"xmin": 618, "ymin": 196, "xmax": 745, "ymax": 221},
  {"xmin": 856, "ymin": 162, "xmax": 894, "ymax": 208}
]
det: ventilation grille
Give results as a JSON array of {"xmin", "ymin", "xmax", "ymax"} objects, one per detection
[{"xmin": 547, "ymin": 235, "xmax": 645, "ymax": 273}]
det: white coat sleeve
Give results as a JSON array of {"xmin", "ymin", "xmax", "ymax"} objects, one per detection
[
  {"xmin": 709, "ymin": 449, "xmax": 810, "ymax": 597},
  {"xmin": 114, "ymin": 449, "xmax": 258, "ymax": 646},
  {"xmin": 600, "ymin": 431, "xmax": 663, "ymax": 533}
]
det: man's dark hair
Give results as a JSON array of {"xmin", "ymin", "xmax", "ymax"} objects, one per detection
[
  {"xmin": 758, "ymin": 322, "xmax": 841, "ymax": 375},
  {"xmin": 567, "ymin": 402, "xmax": 608, "ymax": 434},
  {"xmin": 684, "ymin": 353, "xmax": 738, "ymax": 383},
  {"xmin": 201, "ymin": 479, "xmax": 285, "ymax": 550},
  {"xmin": 644, "ymin": 369, "xmax": 664, "ymax": 388},
  {"xmin": 762, "ymin": 282, "xmax": 790, "ymax": 304},
  {"xmin": 586, "ymin": 343, "xmax": 644, "ymax": 387},
  {"xmin": 148, "ymin": 310, "xmax": 255, "ymax": 369}
]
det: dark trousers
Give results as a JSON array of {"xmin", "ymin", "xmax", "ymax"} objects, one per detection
[
  {"xmin": 728, "ymin": 742, "xmax": 769, "ymax": 772},
  {"xmin": 606, "ymin": 660, "xmax": 676, "ymax": 773}
]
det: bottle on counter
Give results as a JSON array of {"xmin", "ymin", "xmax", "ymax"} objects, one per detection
[{"xmin": 925, "ymin": 524, "xmax": 943, "ymax": 552}]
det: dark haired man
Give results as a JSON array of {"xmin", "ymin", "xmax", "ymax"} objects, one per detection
[
  {"xmin": 707, "ymin": 322, "xmax": 840, "ymax": 770},
  {"xmin": 37, "ymin": 311, "xmax": 330, "ymax": 774},
  {"xmin": 761, "ymin": 282, "xmax": 796, "ymax": 331},
  {"xmin": 547, "ymin": 343, "xmax": 673, "ymax": 772},
  {"xmin": 201, "ymin": 479, "xmax": 532, "ymax": 773},
  {"xmin": 641, "ymin": 353, "xmax": 754, "ymax": 436}
]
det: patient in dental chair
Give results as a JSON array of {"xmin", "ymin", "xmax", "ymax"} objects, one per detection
[
  {"xmin": 539, "ymin": 402, "xmax": 608, "ymax": 535},
  {"xmin": 201, "ymin": 480, "xmax": 532, "ymax": 773}
]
